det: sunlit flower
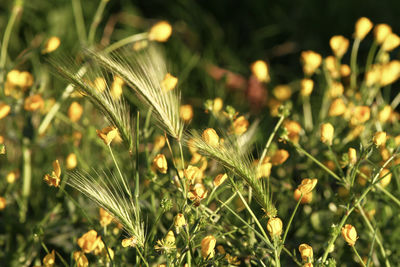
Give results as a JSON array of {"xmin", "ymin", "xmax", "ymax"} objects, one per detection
[
  {"xmin": 328, "ymin": 82, "xmax": 344, "ymax": 98},
  {"xmin": 232, "ymin": 116, "xmax": 249, "ymax": 135},
  {"xmin": 202, "ymin": 128, "xmax": 219, "ymax": 147},
  {"xmin": 267, "ymin": 217, "xmax": 283, "ymax": 237},
  {"xmin": 379, "ymin": 168, "xmax": 392, "ymax": 187},
  {"xmin": 154, "ymin": 135, "xmax": 166, "ymax": 151},
  {"xmin": 348, "ymin": 148, "xmax": 357, "ymax": 165},
  {"xmin": 271, "ymin": 149, "xmax": 289, "ymax": 165},
  {"xmin": 373, "ymin": 131, "xmax": 387, "ymax": 147},
  {"xmin": 93, "ymin": 77, "xmax": 107, "ymax": 93},
  {"xmin": 188, "ymin": 183, "xmax": 208, "ymax": 205},
  {"xmin": 340, "ymin": 64, "xmax": 351, "ymax": 77},
  {"xmin": 213, "ymin": 97, "xmax": 223, "ymax": 112},
  {"xmin": 96, "ymin": 126, "xmax": 118, "ymax": 146},
  {"xmin": 350, "ymin": 106, "xmax": 370, "ymax": 125},
  {"xmin": 6, "ymin": 170, "xmax": 19, "ymax": 184},
  {"xmin": 273, "ymin": 85, "xmax": 292, "ymax": 101},
  {"xmin": 161, "ymin": 73, "xmax": 178, "ymax": 92},
  {"xmin": 99, "ymin": 207, "xmax": 114, "ymax": 227},
  {"xmin": 174, "ymin": 213, "xmax": 186, "ymax": 229},
  {"xmin": 354, "ymin": 17, "xmax": 373, "ymax": 40},
  {"xmin": 122, "ymin": 236, "xmax": 138, "ymax": 248},
  {"xmin": 0, "ymin": 197, "xmax": 6, "ymax": 210},
  {"xmin": 155, "ymin": 231, "xmax": 176, "ymax": 253},
  {"xmin": 255, "ymin": 160, "xmax": 272, "ymax": 179},
  {"xmin": 43, "ymin": 36, "xmax": 61, "ymax": 54},
  {"xmin": 293, "ymin": 189, "xmax": 313, "ymax": 204},
  {"xmin": 297, "ymin": 178, "xmax": 318, "ymax": 194},
  {"xmin": 66, "ymin": 153, "xmax": 77, "ymax": 170},
  {"xmin": 283, "ymin": 120, "xmax": 302, "ymax": 143},
  {"xmin": 381, "ymin": 33, "xmax": 400, "ymax": 52},
  {"xmin": 380, "ymin": 60, "xmax": 400, "ymax": 86},
  {"xmin": 184, "ymin": 165, "xmax": 202, "ymax": 182},
  {"xmin": 320, "ymin": 123, "xmax": 334, "ymax": 145},
  {"xmin": 299, "ymin": 243, "xmax": 313, "ymax": 262},
  {"xmin": 374, "ymin": 24, "xmax": 392, "ymax": 44},
  {"xmin": 111, "ymin": 76, "xmax": 124, "ymax": 99},
  {"xmin": 152, "ymin": 154, "xmax": 168, "ymax": 174},
  {"xmin": 0, "ymin": 103, "xmax": 11, "ymax": 120},
  {"xmin": 329, "ymin": 98, "xmax": 346, "ymax": 117},
  {"xmin": 213, "ymin": 173, "xmax": 228, "ymax": 187},
  {"xmin": 201, "ymin": 235, "xmax": 216, "ymax": 259},
  {"xmin": 301, "ymin": 51, "xmax": 322, "ymax": 76},
  {"xmin": 378, "ymin": 105, "xmax": 392, "ymax": 123},
  {"xmin": 77, "ymin": 230, "xmax": 102, "ymax": 253},
  {"xmin": 341, "ymin": 224, "xmax": 358, "ymax": 246},
  {"xmin": 300, "ymin": 79, "xmax": 314, "ymax": 96},
  {"xmin": 43, "ymin": 250, "xmax": 55, "ymax": 266},
  {"xmin": 149, "ymin": 21, "xmax": 172, "ymax": 42},
  {"xmin": 24, "ymin": 94, "xmax": 44, "ymax": 111},
  {"xmin": 68, "ymin": 101, "xmax": 83, "ymax": 122},
  {"xmin": 251, "ymin": 60, "xmax": 270, "ymax": 82},
  {"xmin": 44, "ymin": 160, "xmax": 61, "ymax": 187},
  {"xmin": 330, "ymin": 35, "xmax": 349, "ymax": 58},
  {"xmin": 180, "ymin": 104, "xmax": 193, "ymax": 122},
  {"xmin": 73, "ymin": 251, "xmax": 89, "ymax": 267},
  {"xmin": 325, "ymin": 56, "xmax": 340, "ymax": 78}
]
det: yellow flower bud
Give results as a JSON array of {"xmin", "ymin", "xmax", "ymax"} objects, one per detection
[
  {"xmin": 43, "ymin": 36, "xmax": 61, "ymax": 54},
  {"xmin": 273, "ymin": 85, "xmax": 292, "ymax": 101},
  {"xmin": 320, "ymin": 123, "xmax": 334, "ymax": 145},
  {"xmin": 154, "ymin": 135, "xmax": 166, "ymax": 151},
  {"xmin": 329, "ymin": 98, "xmax": 346, "ymax": 117},
  {"xmin": 299, "ymin": 243, "xmax": 313, "ymax": 262},
  {"xmin": 380, "ymin": 60, "xmax": 400, "ymax": 86},
  {"xmin": 164, "ymin": 231, "xmax": 175, "ymax": 245},
  {"xmin": 0, "ymin": 197, "xmax": 6, "ymax": 210},
  {"xmin": 351, "ymin": 106, "xmax": 370, "ymax": 125},
  {"xmin": 300, "ymin": 79, "xmax": 314, "ymax": 96},
  {"xmin": 330, "ymin": 35, "xmax": 349, "ymax": 58},
  {"xmin": 43, "ymin": 250, "xmax": 56, "ymax": 266},
  {"xmin": 271, "ymin": 149, "xmax": 289, "ymax": 165},
  {"xmin": 232, "ymin": 116, "xmax": 249, "ymax": 135},
  {"xmin": 73, "ymin": 251, "xmax": 89, "ymax": 267},
  {"xmin": 373, "ymin": 131, "xmax": 387, "ymax": 147},
  {"xmin": 77, "ymin": 230, "xmax": 102, "ymax": 253},
  {"xmin": 201, "ymin": 235, "xmax": 216, "ymax": 259},
  {"xmin": 93, "ymin": 77, "xmax": 107, "ymax": 93},
  {"xmin": 378, "ymin": 105, "xmax": 392, "ymax": 123},
  {"xmin": 96, "ymin": 126, "xmax": 119, "ymax": 146},
  {"xmin": 99, "ymin": 207, "xmax": 114, "ymax": 227},
  {"xmin": 365, "ymin": 64, "xmax": 381, "ymax": 86},
  {"xmin": 325, "ymin": 56, "xmax": 339, "ymax": 78},
  {"xmin": 24, "ymin": 94, "xmax": 44, "ymax": 111},
  {"xmin": 121, "ymin": 236, "xmax": 137, "ymax": 248},
  {"xmin": 184, "ymin": 165, "xmax": 202, "ymax": 182},
  {"xmin": 328, "ymin": 82, "xmax": 344, "ymax": 98},
  {"xmin": 44, "ymin": 160, "xmax": 61, "ymax": 188},
  {"xmin": 148, "ymin": 21, "xmax": 172, "ymax": 42},
  {"xmin": 6, "ymin": 171, "xmax": 19, "ymax": 184},
  {"xmin": 0, "ymin": 102, "xmax": 11, "ymax": 120},
  {"xmin": 17, "ymin": 71, "xmax": 34, "ymax": 88},
  {"xmin": 340, "ymin": 64, "xmax": 351, "ymax": 77},
  {"xmin": 382, "ymin": 33, "xmax": 400, "ymax": 52},
  {"xmin": 256, "ymin": 161, "xmax": 272, "ymax": 179},
  {"xmin": 348, "ymin": 148, "xmax": 357, "ymax": 165},
  {"xmin": 293, "ymin": 189, "xmax": 313, "ymax": 204},
  {"xmin": 213, "ymin": 97, "xmax": 223, "ymax": 112},
  {"xmin": 374, "ymin": 24, "xmax": 392, "ymax": 44},
  {"xmin": 283, "ymin": 120, "xmax": 302, "ymax": 143},
  {"xmin": 68, "ymin": 101, "xmax": 83, "ymax": 122},
  {"xmin": 297, "ymin": 178, "xmax": 318, "ymax": 194},
  {"xmin": 341, "ymin": 224, "xmax": 358, "ymax": 246},
  {"xmin": 180, "ymin": 104, "xmax": 193, "ymax": 122},
  {"xmin": 251, "ymin": 60, "xmax": 270, "ymax": 82},
  {"xmin": 267, "ymin": 217, "xmax": 283, "ymax": 237},
  {"xmin": 213, "ymin": 173, "xmax": 228, "ymax": 187},
  {"xmin": 111, "ymin": 80, "xmax": 123, "ymax": 99},
  {"xmin": 153, "ymin": 154, "xmax": 168, "ymax": 174},
  {"xmin": 161, "ymin": 73, "xmax": 178, "ymax": 92},
  {"xmin": 174, "ymin": 213, "xmax": 186, "ymax": 228},
  {"xmin": 66, "ymin": 153, "xmax": 77, "ymax": 170},
  {"xmin": 202, "ymin": 128, "xmax": 219, "ymax": 147},
  {"xmin": 301, "ymin": 51, "xmax": 322, "ymax": 76},
  {"xmin": 355, "ymin": 17, "xmax": 373, "ymax": 40},
  {"xmin": 379, "ymin": 168, "xmax": 392, "ymax": 187},
  {"xmin": 188, "ymin": 183, "xmax": 208, "ymax": 204}
]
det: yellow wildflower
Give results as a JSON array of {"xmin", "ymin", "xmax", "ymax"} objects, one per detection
[
  {"xmin": 355, "ymin": 17, "xmax": 373, "ymax": 40},
  {"xmin": 152, "ymin": 154, "xmax": 168, "ymax": 174},
  {"xmin": 43, "ymin": 250, "xmax": 55, "ymax": 267},
  {"xmin": 73, "ymin": 251, "xmax": 89, "ymax": 267},
  {"xmin": 330, "ymin": 35, "xmax": 349, "ymax": 57},
  {"xmin": 24, "ymin": 94, "xmax": 44, "ymax": 111},
  {"xmin": 0, "ymin": 103, "xmax": 11, "ymax": 120},
  {"xmin": 320, "ymin": 123, "xmax": 334, "ymax": 145},
  {"xmin": 202, "ymin": 128, "xmax": 219, "ymax": 147},
  {"xmin": 301, "ymin": 51, "xmax": 322, "ymax": 76},
  {"xmin": 96, "ymin": 126, "xmax": 118, "ymax": 146},
  {"xmin": 232, "ymin": 116, "xmax": 249, "ymax": 135},
  {"xmin": 77, "ymin": 230, "xmax": 102, "ymax": 253},
  {"xmin": 121, "ymin": 236, "xmax": 137, "ymax": 248},
  {"xmin": 99, "ymin": 207, "xmax": 114, "ymax": 227},
  {"xmin": 66, "ymin": 153, "xmax": 77, "ymax": 170},
  {"xmin": 213, "ymin": 173, "xmax": 228, "ymax": 187},
  {"xmin": 297, "ymin": 178, "xmax": 318, "ymax": 194},
  {"xmin": 44, "ymin": 160, "xmax": 61, "ymax": 187},
  {"xmin": 180, "ymin": 104, "xmax": 193, "ymax": 122},
  {"xmin": 273, "ymin": 85, "xmax": 292, "ymax": 101},
  {"xmin": 148, "ymin": 21, "xmax": 172, "ymax": 42},
  {"xmin": 251, "ymin": 60, "xmax": 270, "ymax": 82},
  {"xmin": 341, "ymin": 224, "xmax": 358, "ymax": 246},
  {"xmin": 373, "ymin": 131, "xmax": 387, "ymax": 147},
  {"xmin": 382, "ymin": 33, "xmax": 400, "ymax": 51},
  {"xmin": 299, "ymin": 243, "xmax": 313, "ymax": 262},
  {"xmin": 300, "ymin": 79, "xmax": 314, "ymax": 96},
  {"xmin": 43, "ymin": 36, "xmax": 61, "ymax": 54},
  {"xmin": 267, "ymin": 217, "xmax": 283, "ymax": 237},
  {"xmin": 201, "ymin": 235, "xmax": 216, "ymax": 259}
]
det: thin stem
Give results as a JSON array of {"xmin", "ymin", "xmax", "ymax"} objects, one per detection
[
  {"xmin": 178, "ymin": 140, "xmax": 188, "ymax": 200},
  {"xmin": 302, "ymin": 96, "xmax": 313, "ymax": 131},
  {"xmin": 0, "ymin": 0, "xmax": 23, "ymax": 71},
  {"xmin": 88, "ymin": 0, "xmax": 109, "ymax": 45},
  {"xmin": 103, "ymin": 32, "xmax": 148, "ymax": 54},
  {"xmin": 281, "ymin": 195, "xmax": 302, "ymax": 245},
  {"xmin": 357, "ymin": 203, "xmax": 390, "ymax": 267},
  {"xmin": 108, "ymin": 145, "xmax": 132, "ymax": 198},
  {"xmin": 365, "ymin": 41, "xmax": 378, "ymax": 72},
  {"xmin": 71, "ymin": 0, "xmax": 87, "ymax": 44},
  {"xmin": 259, "ymin": 114, "xmax": 285, "ymax": 166},
  {"xmin": 20, "ymin": 137, "xmax": 31, "ymax": 223},
  {"xmin": 135, "ymin": 247, "xmax": 149, "ymax": 267},
  {"xmin": 352, "ymin": 245, "xmax": 367, "ymax": 267},
  {"xmin": 274, "ymin": 247, "xmax": 281, "ymax": 267},
  {"xmin": 134, "ymin": 111, "xmax": 140, "ymax": 208},
  {"xmin": 376, "ymin": 184, "xmax": 400, "ymax": 208},
  {"xmin": 327, "ymin": 145, "xmax": 345, "ymax": 179},
  {"xmin": 282, "ymin": 246, "xmax": 302, "ymax": 266},
  {"xmin": 350, "ymin": 38, "xmax": 361, "ymax": 90},
  {"xmin": 292, "ymin": 142, "xmax": 342, "ymax": 182}
]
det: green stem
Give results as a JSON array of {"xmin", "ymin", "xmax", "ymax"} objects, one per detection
[
  {"xmin": 259, "ymin": 114, "xmax": 285, "ymax": 166},
  {"xmin": 281, "ymin": 195, "xmax": 302, "ymax": 245},
  {"xmin": 0, "ymin": 0, "xmax": 23, "ymax": 71},
  {"xmin": 135, "ymin": 111, "xmax": 140, "ymax": 208},
  {"xmin": 88, "ymin": 0, "xmax": 109, "ymax": 45},
  {"xmin": 274, "ymin": 247, "xmax": 281, "ymax": 267},
  {"xmin": 302, "ymin": 95, "xmax": 313, "ymax": 131},
  {"xmin": 103, "ymin": 32, "xmax": 148, "ymax": 53},
  {"xmin": 108, "ymin": 145, "xmax": 132, "ymax": 199},
  {"xmin": 352, "ymin": 245, "xmax": 367, "ymax": 267},
  {"xmin": 20, "ymin": 137, "xmax": 31, "ymax": 223},
  {"xmin": 292, "ymin": 142, "xmax": 342, "ymax": 182},
  {"xmin": 357, "ymin": 203, "xmax": 390, "ymax": 267},
  {"xmin": 350, "ymin": 38, "xmax": 361, "ymax": 90},
  {"xmin": 135, "ymin": 247, "xmax": 149, "ymax": 267},
  {"xmin": 327, "ymin": 145, "xmax": 345, "ymax": 179},
  {"xmin": 71, "ymin": 0, "xmax": 87, "ymax": 44},
  {"xmin": 376, "ymin": 184, "xmax": 400, "ymax": 208},
  {"xmin": 365, "ymin": 41, "xmax": 378, "ymax": 72},
  {"xmin": 282, "ymin": 246, "xmax": 302, "ymax": 266}
]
